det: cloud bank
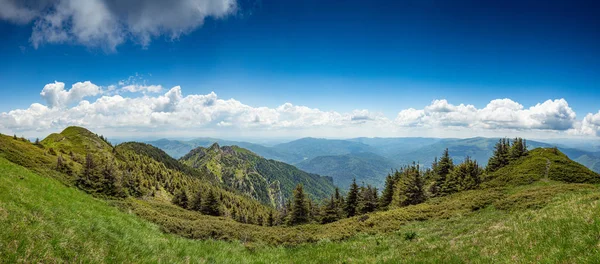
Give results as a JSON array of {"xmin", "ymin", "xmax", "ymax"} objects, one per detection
[
  {"xmin": 0, "ymin": 0, "xmax": 237, "ymax": 51},
  {"xmin": 1, "ymin": 80, "xmax": 599, "ymax": 139}
]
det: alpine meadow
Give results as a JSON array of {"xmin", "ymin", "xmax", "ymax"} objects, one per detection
[{"xmin": 1, "ymin": 0, "xmax": 600, "ymax": 263}]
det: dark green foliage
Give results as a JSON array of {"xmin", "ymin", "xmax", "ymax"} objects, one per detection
[
  {"xmin": 173, "ymin": 190, "xmax": 189, "ymax": 209},
  {"xmin": 392, "ymin": 163, "xmax": 425, "ymax": 207},
  {"xmin": 403, "ymin": 231, "xmax": 417, "ymax": 241},
  {"xmin": 443, "ymin": 156, "xmax": 482, "ymax": 194},
  {"xmin": 345, "ymin": 179, "xmax": 359, "ymax": 217},
  {"xmin": 358, "ymin": 184, "xmax": 378, "ymax": 214},
  {"xmin": 379, "ymin": 174, "xmax": 395, "ymax": 209},
  {"xmin": 321, "ymin": 195, "xmax": 340, "ymax": 224},
  {"xmin": 13, "ymin": 134, "xmax": 17, "ymax": 140},
  {"xmin": 487, "ymin": 138, "xmax": 528, "ymax": 172},
  {"xmin": 267, "ymin": 211, "xmax": 274, "ymax": 226},
  {"xmin": 190, "ymin": 190, "xmax": 203, "ymax": 211},
  {"xmin": 430, "ymin": 149, "xmax": 454, "ymax": 196},
  {"xmin": 509, "ymin": 138, "xmax": 528, "ymax": 161},
  {"xmin": 288, "ymin": 184, "xmax": 309, "ymax": 225},
  {"xmin": 201, "ymin": 190, "xmax": 220, "ymax": 216}
]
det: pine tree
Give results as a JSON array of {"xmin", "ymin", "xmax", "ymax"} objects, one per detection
[
  {"xmin": 345, "ymin": 178, "xmax": 359, "ymax": 217},
  {"xmin": 13, "ymin": 134, "xmax": 17, "ymax": 140},
  {"xmin": 34, "ymin": 138, "xmax": 40, "ymax": 145},
  {"xmin": 321, "ymin": 195, "xmax": 340, "ymax": 224},
  {"xmin": 487, "ymin": 138, "xmax": 510, "ymax": 172},
  {"xmin": 288, "ymin": 184, "xmax": 309, "ymax": 225},
  {"xmin": 190, "ymin": 190, "xmax": 203, "ymax": 211},
  {"xmin": 392, "ymin": 163, "xmax": 425, "ymax": 207},
  {"xmin": 359, "ymin": 185, "xmax": 378, "ymax": 214},
  {"xmin": 508, "ymin": 137, "xmax": 528, "ymax": 161},
  {"xmin": 201, "ymin": 190, "xmax": 220, "ymax": 216},
  {"xmin": 445, "ymin": 156, "xmax": 482, "ymax": 193},
  {"xmin": 379, "ymin": 173, "xmax": 395, "ymax": 209},
  {"xmin": 267, "ymin": 211, "xmax": 274, "ymax": 226},
  {"xmin": 430, "ymin": 148, "xmax": 454, "ymax": 196},
  {"xmin": 172, "ymin": 190, "xmax": 189, "ymax": 209}
]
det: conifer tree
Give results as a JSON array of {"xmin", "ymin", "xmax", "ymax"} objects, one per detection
[
  {"xmin": 345, "ymin": 178, "xmax": 359, "ymax": 217},
  {"xmin": 13, "ymin": 134, "xmax": 17, "ymax": 140},
  {"xmin": 430, "ymin": 148, "xmax": 454, "ymax": 196},
  {"xmin": 359, "ymin": 185, "xmax": 378, "ymax": 214},
  {"xmin": 321, "ymin": 195, "xmax": 340, "ymax": 224},
  {"xmin": 487, "ymin": 138, "xmax": 510, "ymax": 172},
  {"xmin": 267, "ymin": 211, "xmax": 274, "ymax": 226},
  {"xmin": 172, "ymin": 190, "xmax": 189, "ymax": 209},
  {"xmin": 379, "ymin": 173, "xmax": 396, "ymax": 209},
  {"xmin": 190, "ymin": 190, "xmax": 203, "ymax": 211},
  {"xmin": 201, "ymin": 190, "xmax": 220, "ymax": 216},
  {"xmin": 509, "ymin": 137, "xmax": 528, "ymax": 161},
  {"xmin": 288, "ymin": 184, "xmax": 309, "ymax": 225},
  {"xmin": 392, "ymin": 163, "xmax": 425, "ymax": 207},
  {"xmin": 445, "ymin": 156, "xmax": 482, "ymax": 193}
]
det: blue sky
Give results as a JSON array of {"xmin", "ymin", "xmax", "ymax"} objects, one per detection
[{"xmin": 0, "ymin": 0, "xmax": 599, "ymax": 139}]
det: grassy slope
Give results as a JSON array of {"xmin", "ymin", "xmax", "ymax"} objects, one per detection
[{"xmin": 2, "ymin": 156, "xmax": 600, "ymax": 263}]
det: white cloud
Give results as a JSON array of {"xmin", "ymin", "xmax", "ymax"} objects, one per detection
[
  {"xmin": 396, "ymin": 98, "xmax": 578, "ymax": 131},
  {"xmin": 40, "ymin": 81, "xmax": 102, "ymax": 108},
  {"xmin": 0, "ymin": 0, "xmax": 237, "ymax": 51},
  {"xmin": 572, "ymin": 111, "xmax": 600, "ymax": 137},
  {"xmin": 1, "ymin": 81, "xmax": 599, "ymax": 139}
]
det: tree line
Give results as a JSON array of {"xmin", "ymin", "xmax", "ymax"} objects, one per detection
[{"xmin": 281, "ymin": 137, "xmax": 529, "ymax": 226}]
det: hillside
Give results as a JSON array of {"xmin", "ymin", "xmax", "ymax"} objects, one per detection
[
  {"xmin": 0, "ymin": 127, "xmax": 276, "ymax": 225},
  {"xmin": 3, "ymin": 151, "xmax": 600, "ymax": 262},
  {"xmin": 179, "ymin": 143, "xmax": 336, "ymax": 207},
  {"xmin": 296, "ymin": 152, "xmax": 396, "ymax": 189}
]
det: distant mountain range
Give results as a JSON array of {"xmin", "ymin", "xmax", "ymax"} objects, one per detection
[{"xmin": 148, "ymin": 136, "xmax": 600, "ymax": 189}]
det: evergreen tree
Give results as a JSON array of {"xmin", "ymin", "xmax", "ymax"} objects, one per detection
[
  {"xmin": 102, "ymin": 159, "xmax": 124, "ymax": 197},
  {"xmin": 34, "ymin": 138, "xmax": 40, "ymax": 145},
  {"xmin": 201, "ymin": 190, "xmax": 220, "ymax": 216},
  {"xmin": 392, "ymin": 163, "xmax": 425, "ymax": 207},
  {"xmin": 190, "ymin": 190, "xmax": 203, "ymax": 211},
  {"xmin": 379, "ymin": 173, "xmax": 395, "ymax": 209},
  {"xmin": 77, "ymin": 153, "xmax": 103, "ymax": 192},
  {"xmin": 13, "ymin": 134, "xmax": 17, "ymax": 140},
  {"xmin": 487, "ymin": 138, "xmax": 510, "ymax": 172},
  {"xmin": 431, "ymin": 148, "xmax": 454, "ymax": 196},
  {"xmin": 288, "ymin": 184, "xmax": 309, "ymax": 225},
  {"xmin": 172, "ymin": 190, "xmax": 189, "ymax": 209},
  {"xmin": 321, "ymin": 195, "xmax": 340, "ymax": 224},
  {"xmin": 359, "ymin": 185, "xmax": 378, "ymax": 214},
  {"xmin": 345, "ymin": 178, "xmax": 359, "ymax": 217},
  {"xmin": 445, "ymin": 156, "xmax": 482, "ymax": 193},
  {"xmin": 508, "ymin": 137, "xmax": 528, "ymax": 161},
  {"xmin": 267, "ymin": 211, "xmax": 274, "ymax": 226}
]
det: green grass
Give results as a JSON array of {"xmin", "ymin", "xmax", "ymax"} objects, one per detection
[{"xmin": 3, "ymin": 156, "xmax": 600, "ymax": 263}]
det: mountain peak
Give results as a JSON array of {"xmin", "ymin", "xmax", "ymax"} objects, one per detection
[{"xmin": 209, "ymin": 142, "xmax": 221, "ymax": 151}]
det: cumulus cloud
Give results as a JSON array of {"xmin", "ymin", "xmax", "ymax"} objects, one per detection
[
  {"xmin": 0, "ymin": 0, "xmax": 237, "ymax": 51},
  {"xmin": 573, "ymin": 112, "xmax": 600, "ymax": 137},
  {"xmin": 1, "ymin": 81, "xmax": 599, "ymax": 139},
  {"xmin": 396, "ymin": 98, "xmax": 578, "ymax": 131},
  {"xmin": 40, "ymin": 81, "xmax": 102, "ymax": 108}
]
